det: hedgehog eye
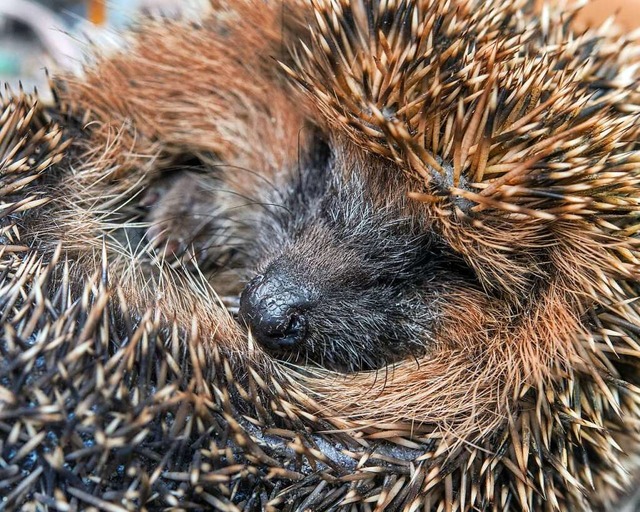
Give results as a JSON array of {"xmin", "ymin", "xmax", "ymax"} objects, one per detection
[{"xmin": 308, "ymin": 136, "xmax": 332, "ymax": 170}]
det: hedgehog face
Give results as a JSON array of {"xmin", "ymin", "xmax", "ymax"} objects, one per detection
[
  {"xmin": 235, "ymin": 142, "xmax": 476, "ymax": 371},
  {"xmin": 142, "ymin": 131, "xmax": 484, "ymax": 372},
  {"xmin": 144, "ymin": 141, "xmax": 476, "ymax": 372}
]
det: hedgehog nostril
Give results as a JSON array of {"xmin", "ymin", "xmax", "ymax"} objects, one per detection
[{"xmin": 238, "ymin": 273, "xmax": 310, "ymax": 350}]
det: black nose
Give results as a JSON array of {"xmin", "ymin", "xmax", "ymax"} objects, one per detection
[{"xmin": 238, "ymin": 273, "xmax": 311, "ymax": 351}]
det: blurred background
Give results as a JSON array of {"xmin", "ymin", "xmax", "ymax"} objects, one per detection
[
  {"xmin": 1, "ymin": 0, "xmax": 638, "ymax": 100},
  {"xmin": 0, "ymin": 0, "xmax": 207, "ymax": 96}
]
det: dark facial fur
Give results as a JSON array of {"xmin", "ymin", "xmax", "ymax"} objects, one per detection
[{"xmin": 145, "ymin": 139, "xmax": 475, "ymax": 372}]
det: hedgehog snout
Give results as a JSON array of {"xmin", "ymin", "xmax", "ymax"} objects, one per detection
[{"xmin": 238, "ymin": 273, "xmax": 312, "ymax": 351}]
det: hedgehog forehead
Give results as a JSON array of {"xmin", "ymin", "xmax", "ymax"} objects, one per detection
[{"xmin": 257, "ymin": 146, "xmax": 436, "ymax": 283}]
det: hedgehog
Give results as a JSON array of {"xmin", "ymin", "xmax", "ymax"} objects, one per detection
[{"xmin": 2, "ymin": 0, "xmax": 640, "ymax": 511}]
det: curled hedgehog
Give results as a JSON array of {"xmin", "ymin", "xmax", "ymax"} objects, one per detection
[{"xmin": 2, "ymin": 0, "xmax": 640, "ymax": 510}]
